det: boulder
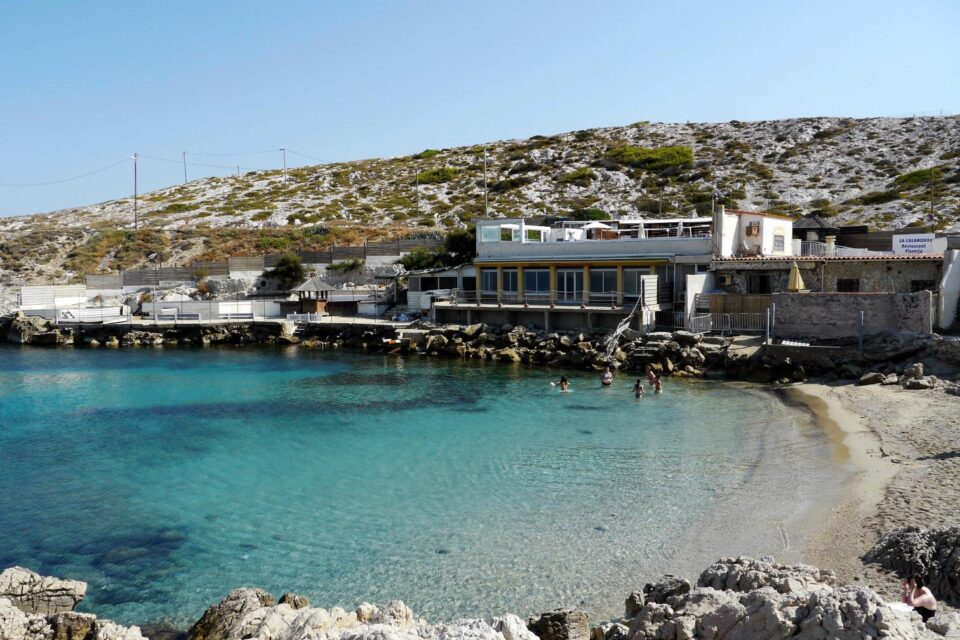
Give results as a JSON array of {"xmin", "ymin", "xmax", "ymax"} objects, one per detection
[
  {"xmin": 491, "ymin": 614, "xmax": 538, "ymax": 640},
  {"xmin": 697, "ymin": 556, "xmax": 837, "ymax": 595},
  {"xmin": 882, "ymin": 373, "xmax": 901, "ymax": 385},
  {"xmin": 671, "ymin": 330, "xmax": 701, "ymax": 346},
  {"xmin": 495, "ymin": 348, "xmax": 522, "ymax": 363},
  {"xmin": 624, "ymin": 591, "xmax": 645, "ymax": 619},
  {"xmin": 642, "ymin": 575, "xmax": 692, "ymax": 607},
  {"xmin": 0, "ymin": 567, "xmax": 87, "ymax": 615},
  {"xmin": 462, "ymin": 324, "xmax": 484, "ymax": 339},
  {"xmin": 187, "ymin": 588, "xmax": 276, "ymax": 640},
  {"xmin": 903, "ymin": 376, "xmax": 934, "ymax": 390},
  {"xmin": 926, "ymin": 612, "xmax": 960, "ymax": 638},
  {"xmin": 5, "ymin": 314, "xmax": 64, "ymax": 346},
  {"xmin": 278, "ymin": 593, "xmax": 309, "ymax": 610},
  {"xmin": 858, "ymin": 371, "xmax": 885, "ymax": 386},
  {"xmin": 48, "ymin": 611, "xmax": 96, "ymax": 640},
  {"xmin": 904, "ymin": 362, "xmax": 925, "ymax": 379},
  {"xmin": 865, "ymin": 526, "xmax": 960, "ymax": 606},
  {"xmin": 527, "ymin": 609, "xmax": 589, "ymax": 640}
]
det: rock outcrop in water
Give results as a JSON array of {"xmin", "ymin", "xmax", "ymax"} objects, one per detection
[
  {"xmin": 865, "ymin": 526, "xmax": 960, "ymax": 607},
  {"xmin": 0, "ymin": 566, "xmax": 144, "ymax": 640}
]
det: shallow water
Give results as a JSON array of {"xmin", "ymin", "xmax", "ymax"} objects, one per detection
[{"xmin": 0, "ymin": 346, "xmax": 835, "ymax": 626}]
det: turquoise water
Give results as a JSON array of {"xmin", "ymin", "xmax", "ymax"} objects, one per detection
[{"xmin": 0, "ymin": 346, "xmax": 830, "ymax": 627}]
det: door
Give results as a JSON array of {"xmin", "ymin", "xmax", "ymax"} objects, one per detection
[{"xmin": 557, "ymin": 269, "xmax": 583, "ymax": 304}]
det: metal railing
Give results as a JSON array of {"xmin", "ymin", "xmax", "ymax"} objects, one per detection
[
  {"xmin": 710, "ymin": 312, "xmax": 769, "ymax": 335},
  {"xmin": 799, "ymin": 241, "xmax": 891, "ymax": 258},
  {"xmin": 443, "ymin": 287, "xmax": 657, "ymax": 309}
]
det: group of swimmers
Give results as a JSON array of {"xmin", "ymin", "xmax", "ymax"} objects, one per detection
[{"xmin": 556, "ymin": 365, "xmax": 662, "ymax": 397}]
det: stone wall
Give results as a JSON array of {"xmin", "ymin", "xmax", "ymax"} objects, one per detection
[
  {"xmin": 772, "ymin": 291, "xmax": 934, "ymax": 339},
  {"xmin": 715, "ymin": 259, "xmax": 941, "ymax": 294}
]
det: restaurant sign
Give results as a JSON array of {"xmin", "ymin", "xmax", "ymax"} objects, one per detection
[{"xmin": 893, "ymin": 233, "xmax": 935, "ymax": 255}]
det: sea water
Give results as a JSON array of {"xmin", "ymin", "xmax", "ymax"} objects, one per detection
[{"xmin": 0, "ymin": 347, "xmax": 837, "ymax": 627}]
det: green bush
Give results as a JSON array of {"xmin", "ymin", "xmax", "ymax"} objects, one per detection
[
  {"xmin": 605, "ymin": 145, "xmax": 693, "ymax": 171},
  {"xmin": 558, "ymin": 168, "xmax": 596, "ymax": 186},
  {"xmin": 399, "ymin": 248, "xmax": 445, "ymax": 271},
  {"xmin": 414, "ymin": 149, "xmax": 440, "ymax": 159},
  {"xmin": 894, "ymin": 167, "xmax": 942, "ymax": 189},
  {"xmin": 858, "ymin": 190, "xmax": 901, "ymax": 205},
  {"xmin": 264, "ymin": 254, "xmax": 305, "ymax": 290},
  {"xmin": 569, "ymin": 207, "xmax": 610, "ymax": 221},
  {"xmin": 491, "ymin": 176, "xmax": 532, "ymax": 192},
  {"xmin": 416, "ymin": 167, "xmax": 458, "ymax": 184},
  {"xmin": 327, "ymin": 258, "xmax": 364, "ymax": 273}
]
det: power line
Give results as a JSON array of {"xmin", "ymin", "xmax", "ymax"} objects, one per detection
[
  {"xmin": 186, "ymin": 149, "xmax": 279, "ymax": 157},
  {"xmin": 286, "ymin": 149, "xmax": 328, "ymax": 163},
  {"xmin": 0, "ymin": 158, "xmax": 129, "ymax": 187},
  {"xmin": 138, "ymin": 153, "xmax": 254, "ymax": 172}
]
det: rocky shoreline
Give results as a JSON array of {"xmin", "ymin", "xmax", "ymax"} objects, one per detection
[
  {"xmin": 5, "ymin": 313, "xmax": 960, "ymax": 388},
  {"xmin": 4, "ymin": 555, "xmax": 959, "ymax": 640}
]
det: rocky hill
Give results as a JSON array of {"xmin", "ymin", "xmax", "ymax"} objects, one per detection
[{"xmin": 1, "ymin": 115, "xmax": 959, "ymax": 286}]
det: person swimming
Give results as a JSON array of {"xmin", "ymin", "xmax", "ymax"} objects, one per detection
[
  {"xmin": 558, "ymin": 375, "xmax": 570, "ymax": 392},
  {"xmin": 600, "ymin": 367, "xmax": 614, "ymax": 386},
  {"xmin": 633, "ymin": 379, "xmax": 644, "ymax": 398},
  {"xmin": 646, "ymin": 366, "xmax": 658, "ymax": 387}
]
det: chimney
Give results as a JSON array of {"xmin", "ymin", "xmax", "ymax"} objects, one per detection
[{"xmin": 825, "ymin": 235, "xmax": 836, "ymax": 256}]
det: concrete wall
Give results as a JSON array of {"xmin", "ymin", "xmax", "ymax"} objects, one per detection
[
  {"xmin": 477, "ymin": 236, "xmax": 711, "ymax": 261},
  {"xmin": 939, "ymin": 249, "xmax": 960, "ymax": 329},
  {"xmin": 772, "ymin": 291, "xmax": 934, "ymax": 339}
]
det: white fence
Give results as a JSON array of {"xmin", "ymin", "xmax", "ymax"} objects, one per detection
[{"xmin": 140, "ymin": 300, "xmax": 282, "ymax": 320}]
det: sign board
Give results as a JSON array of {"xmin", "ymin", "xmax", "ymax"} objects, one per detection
[{"xmin": 893, "ymin": 233, "xmax": 935, "ymax": 255}]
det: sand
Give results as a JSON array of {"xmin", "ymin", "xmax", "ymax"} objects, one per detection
[{"xmin": 789, "ymin": 381, "xmax": 960, "ymax": 609}]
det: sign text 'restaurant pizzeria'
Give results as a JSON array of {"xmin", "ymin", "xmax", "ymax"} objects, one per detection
[{"xmin": 893, "ymin": 233, "xmax": 935, "ymax": 255}]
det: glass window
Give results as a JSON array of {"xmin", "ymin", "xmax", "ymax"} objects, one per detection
[
  {"xmin": 557, "ymin": 269, "xmax": 583, "ymax": 304},
  {"xmin": 480, "ymin": 225, "xmax": 501, "ymax": 243},
  {"xmin": 502, "ymin": 269, "xmax": 518, "ymax": 292},
  {"xmin": 773, "ymin": 235, "xmax": 785, "ymax": 252},
  {"xmin": 481, "ymin": 270, "xmax": 498, "ymax": 292},
  {"xmin": 524, "ymin": 269, "xmax": 550, "ymax": 292},
  {"xmin": 589, "ymin": 269, "xmax": 617, "ymax": 293}
]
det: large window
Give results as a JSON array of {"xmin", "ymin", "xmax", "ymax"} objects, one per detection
[
  {"xmin": 480, "ymin": 225, "xmax": 501, "ymax": 243},
  {"xmin": 501, "ymin": 269, "xmax": 518, "ymax": 301},
  {"xmin": 557, "ymin": 269, "xmax": 583, "ymax": 304},
  {"xmin": 623, "ymin": 268, "xmax": 651, "ymax": 303},
  {"xmin": 524, "ymin": 269, "xmax": 550, "ymax": 303},
  {"xmin": 480, "ymin": 269, "xmax": 498, "ymax": 292},
  {"xmin": 589, "ymin": 269, "xmax": 617, "ymax": 303}
]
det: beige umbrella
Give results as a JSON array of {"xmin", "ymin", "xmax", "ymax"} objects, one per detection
[{"xmin": 787, "ymin": 261, "xmax": 806, "ymax": 291}]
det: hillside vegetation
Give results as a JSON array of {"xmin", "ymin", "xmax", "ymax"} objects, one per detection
[{"xmin": 1, "ymin": 115, "xmax": 959, "ymax": 284}]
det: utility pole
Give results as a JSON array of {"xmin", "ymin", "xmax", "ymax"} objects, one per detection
[
  {"xmin": 415, "ymin": 166, "xmax": 420, "ymax": 216},
  {"xmin": 182, "ymin": 151, "xmax": 188, "ymax": 184},
  {"xmin": 483, "ymin": 146, "xmax": 488, "ymax": 217},
  {"xmin": 132, "ymin": 152, "xmax": 139, "ymax": 230},
  {"xmin": 237, "ymin": 165, "xmax": 240, "ymax": 177},
  {"xmin": 280, "ymin": 148, "xmax": 287, "ymax": 183}
]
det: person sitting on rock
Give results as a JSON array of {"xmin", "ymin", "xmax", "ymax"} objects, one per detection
[{"xmin": 901, "ymin": 575, "xmax": 937, "ymax": 622}]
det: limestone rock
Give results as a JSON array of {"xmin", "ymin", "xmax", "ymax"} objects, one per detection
[
  {"xmin": 903, "ymin": 376, "xmax": 934, "ymax": 390},
  {"xmin": 48, "ymin": 611, "xmax": 96, "ymax": 640},
  {"xmin": 903, "ymin": 362, "xmax": 925, "ymax": 379},
  {"xmin": 356, "ymin": 603, "xmax": 379, "ymax": 623},
  {"xmin": 865, "ymin": 526, "xmax": 960, "ymax": 606},
  {"xmin": 624, "ymin": 591, "xmax": 645, "ymax": 619},
  {"xmin": 0, "ymin": 596, "xmax": 52, "ymax": 640},
  {"xmin": 92, "ymin": 620, "xmax": 146, "ymax": 640},
  {"xmin": 858, "ymin": 371, "xmax": 885, "ymax": 385},
  {"xmin": 697, "ymin": 556, "xmax": 837, "ymax": 595},
  {"xmin": 0, "ymin": 567, "xmax": 87, "ymax": 616},
  {"xmin": 434, "ymin": 618, "xmax": 502, "ymax": 640},
  {"xmin": 927, "ymin": 612, "xmax": 960, "ymax": 638},
  {"xmin": 372, "ymin": 601, "xmax": 415, "ymax": 628},
  {"xmin": 278, "ymin": 593, "xmax": 309, "ymax": 610},
  {"xmin": 642, "ymin": 575, "xmax": 692, "ymax": 607},
  {"xmin": 527, "ymin": 609, "xmax": 589, "ymax": 640},
  {"xmin": 491, "ymin": 614, "xmax": 538, "ymax": 640},
  {"xmin": 187, "ymin": 588, "xmax": 277, "ymax": 640},
  {"xmin": 671, "ymin": 330, "xmax": 701, "ymax": 346}
]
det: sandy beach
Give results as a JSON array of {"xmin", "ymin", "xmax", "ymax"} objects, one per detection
[{"xmin": 789, "ymin": 381, "xmax": 960, "ymax": 611}]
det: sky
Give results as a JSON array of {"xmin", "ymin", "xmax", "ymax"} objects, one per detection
[{"xmin": 1, "ymin": 0, "xmax": 958, "ymax": 217}]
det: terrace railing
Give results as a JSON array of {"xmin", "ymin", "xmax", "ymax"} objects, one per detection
[{"xmin": 799, "ymin": 241, "xmax": 892, "ymax": 258}]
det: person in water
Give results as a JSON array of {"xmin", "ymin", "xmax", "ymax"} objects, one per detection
[
  {"xmin": 654, "ymin": 375, "xmax": 663, "ymax": 394},
  {"xmin": 646, "ymin": 366, "xmax": 658, "ymax": 387},
  {"xmin": 558, "ymin": 375, "xmax": 570, "ymax": 392},
  {"xmin": 901, "ymin": 575, "xmax": 937, "ymax": 622},
  {"xmin": 633, "ymin": 379, "xmax": 644, "ymax": 398},
  {"xmin": 600, "ymin": 367, "xmax": 614, "ymax": 386}
]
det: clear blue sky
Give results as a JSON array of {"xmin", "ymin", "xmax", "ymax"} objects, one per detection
[{"xmin": 1, "ymin": 0, "xmax": 958, "ymax": 217}]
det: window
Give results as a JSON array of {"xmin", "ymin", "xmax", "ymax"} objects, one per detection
[
  {"xmin": 502, "ymin": 269, "xmax": 518, "ymax": 292},
  {"xmin": 480, "ymin": 270, "xmax": 498, "ymax": 292},
  {"xmin": 556, "ymin": 269, "xmax": 583, "ymax": 304},
  {"xmin": 746, "ymin": 221, "xmax": 760, "ymax": 237},
  {"xmin": 747, "ymin": 274, "xmax": 772, "ymax": 294},
  {"xmin": 773, "ymin": 235, "xmax": 785, "ymax": 252},
  {"xmin": 836, "ymin": 278, "xmax": 860, "ymax": 292},
  {"xmin": 589, "ymin": 269, "xmax": 617, "ymax": 302},
  {"xmin": 438, "ymin": 277, "xmax": 458, "ymax": 290},
  {"xmin": 911, "ymin": 280, "xmax": 937, "ymax": 292},
  {"xmin": 623, "ymin": 268, "xmax": 651, "ymax": 302},
  {"xmin": 524, "ymin": 269, "xmax": 550, "ymax": 303},
  {"xmin": 480, "ymin": 226, "xmax": 501, "ymax": 243}
]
